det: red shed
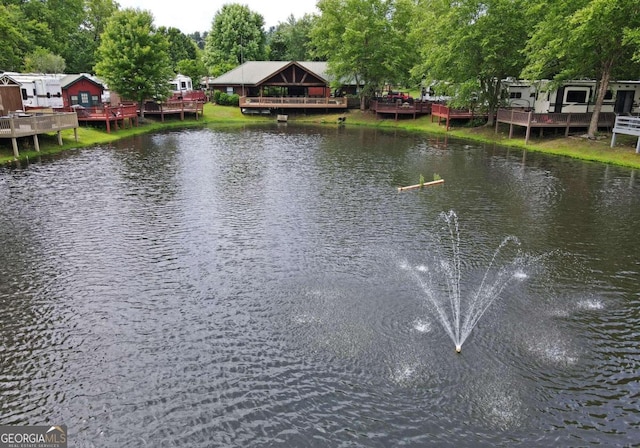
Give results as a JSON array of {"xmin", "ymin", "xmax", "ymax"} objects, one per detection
[{"xmin": 59, "ymin": 74, "xmax": 105, "ymax": 109}]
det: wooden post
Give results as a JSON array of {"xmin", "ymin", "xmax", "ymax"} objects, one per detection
[
  {"xmin": 11, "ymin": 138, "xmax": 19, "ymax": 158},
  {"xmin": 105, "ymin": 108, "xmax": 111, "ymax": 133},
  {"xmin": 57, "ymin": 131, "xmax": 62, "ymax": 145},
  {"xmin": 636, "ymin": 137, "xmax": 640, "ymax": 154},
  {"xmin": 73, "ymin": 127, "xmax": 78, "ymax": 142},
  {"xmin": 565, "ymin": 114, "xmax": 571, "ymax": 137},
  {"xmin": 9, "ymin": 118, "xmax": 19, "ymax": 157},
  {"xmin": 525, "ymin": 111, "xmax": 532, "ymax": 144},
  {"xmin": 33, "ymin": 134, "xmax": 40, "ymax": 152}
]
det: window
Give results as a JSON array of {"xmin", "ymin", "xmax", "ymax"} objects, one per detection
[
  {"xmin": 604, "ymin": 90, "xmax": 613, "ymax": 100},
  {"xmin": 181, "ymin": 81, "xmax": 187, "ymax": 89},
  {"xmin": 71, "ymin": 95, "xmax": 78, "ymax": 105},
  {"xmin": 566, "ymin": 90, "xmax": 587, "ymax": 103},
  {"xmin": 226, "ymin": 87, "xmax": 234, "ymax": 95},
  {"xmin": 92, "ymin": 95, "xmax": 99, "ymax": 103},
  {"xmin": 21, "ymin": 89, "xmax": 28, "ymax": 100},
  {"xmin": 80, "ymin": 92, "xmax": 89, "ymax": 103},
  {"xmin": 509, "ymin": 92, "xmax": 522, "ymax": 99}
]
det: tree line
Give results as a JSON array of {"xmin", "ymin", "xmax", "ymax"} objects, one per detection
[{"xmin": 2, "ymin": 0, "xmax": 639, "ymax": 137}]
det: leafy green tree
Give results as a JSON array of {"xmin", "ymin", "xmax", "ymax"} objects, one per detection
[
  {"xmin": 176, "ymin": 58, "xmax": 208, "ymax": 87},
  {"xmin": 0, "ymin": 4, "xmax": 30, "ymax": 71},
  {"xmin": 66, "ymin": 0, "xmax": 119, "ymax": 73},
  {"xmin": 95, "ymin": 8, "xmax": 173, "ymax": 117},
  {"xmin": 412, "ymin": 0, "xmax": 530, "ymax": 126},
  {"xmin": 24, "ymin": 48, "xmax": 66, "ymax": 73},
  {"xmin": 203, "ymin": 3, "xmax": 267, "ymax": 76},
  {"xmin": 267, "ymin": 14, "xmax": 317, "ymax": 61},
  {"xmin": 188, "ymin": 31, "xmax": 208, "ymax": 51},
  {"xmin": 311, "ymin": 0, "xmax": 418, "ymax": 110},
  {"xmin": 625, "ymin": 28, "xmax": 640, "ymax": 63},
  {"xmin": 523, "ymin": 0, "xmax": 640, "ymax": 138},
  {"xmin": 158, "ymin": 26, "xmax": 198, "ymax": 70}
]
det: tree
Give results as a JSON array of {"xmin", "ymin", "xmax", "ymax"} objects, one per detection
[
  {"xmin": 411, "ymin": 0, "xmax": 530, "ymax": 126},
  {"xmin": 311, "ymin": 0, "xmax": 418, "ymax": 110},
  {"xmin": 66, "ymin": 0, "xmax": 119, "ymax": 73},
  {"xmin": 176, "ymin": 58, "xmax": 208, "ymax": 87},
  {"xmin": 523, "ymin": 0, "xmax": 640, "ymax": 138},
  {"xmin": 158, "ymin": 26, "xmax": 198, "ymax": 70},
  {"xmin": 95, "ymin": 8, "xmax": 173, "ymax": 117},
  {"xmin": 24, "ymin": 48, "xmax": 66, "ymax": 73},
  {"xmin": 0, "ymin": 4, "xmax": 30, "ymax": 71},
  {"xmin": 267, "ymin": 14, "xmax": 317, "ymax": 61},
  {"xmin": 188, "ymin": 31, "xmax": 208, "ymax": 51},
  {"xmin": 203, "ymin": 4, "xmax": 266, "ymax": 76}
]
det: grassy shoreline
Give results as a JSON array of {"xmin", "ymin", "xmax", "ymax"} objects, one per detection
[{"xmin": 2, "ymin": 103, "xmax": 639, "ymax": 169}]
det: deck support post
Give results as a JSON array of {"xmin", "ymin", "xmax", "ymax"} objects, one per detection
[
  {"xmin": 11, "ymin": 138, "xmax": 19, "ymax": 158},
  {"xmin": 565, "ymin": 114, "xmax": 572, "ymax": 137},
  {"xmin": 33, "ymin": 134, "xmax": 39, "ymax": 152}
]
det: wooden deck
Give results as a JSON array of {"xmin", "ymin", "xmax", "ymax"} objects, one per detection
[
  {"xmin": 495, "ymin": 109, "xmax": 616, "ymax": 144},
  {"xmin": 431, "ymin": 104, "xmax": 483, "ymax": 130},
  {"xmin": 611, "ymin": 115, "xmax": 640, "ymax": 153},
  {"xmin": 0, "ymin": 112, "xmax": 78, "ymax": 157},
  {"xmin": 69, "ymin": 104, "xmax": 139, "ymax": 133},
  {"xmin": 142, "ymin": 100, "xmax": 204, "ymax": 121},
  {"xmin": 239, "ymin": 96, "xmax": 347, "ymax": 111},
  {"xmin": 370, "ymin": 100, "xmax": 431, "ymax": 120}
]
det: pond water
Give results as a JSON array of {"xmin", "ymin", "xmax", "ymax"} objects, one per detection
[{"xmin": 1, "ymin": 124, "xmax": 639, "ymax": 447}]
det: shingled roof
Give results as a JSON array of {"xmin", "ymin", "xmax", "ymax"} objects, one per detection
[{"xmin": 208, "ymin": 61, "xmax": 330, "ymax": 86}]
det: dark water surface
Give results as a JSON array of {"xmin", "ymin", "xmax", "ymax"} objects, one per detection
[{"xmin": 1, "ymin": 125, "xmax": 639, "ymax": 447}]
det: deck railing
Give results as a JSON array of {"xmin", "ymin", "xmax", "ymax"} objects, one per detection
[
  {"xmin": 240, "ymin": 96, "xmax": 348, "ymax": 107},
  {"xmin": 370, "ymin": 100, "xmax": 431, "ymax": 114},
  {"xmin": 143, "ymin": 100, "xmax": 204, "ymax": 113},
  {"xmin": 496, "ymin": 109, "xmax": 615, "ymax": 127},
  {"xmin": 68, "ymin": 104, "xmax": 138, "ymax": 119},
  {"xmin": 0, "ymin": 112, "xmax": 78, "ymax": 137}
]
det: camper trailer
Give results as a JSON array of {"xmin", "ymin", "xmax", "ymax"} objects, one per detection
[
  {"xmin": 504, "ymin": 79, "xmax": 640, "ymax": 115},
  {"xmin": 3, "ymin": 72, "xmax": 64, "ymax": 109},
  {"xmin": 169, "ymin": 74, "xmax": 193, "ymax": 97},
  {"xmin": 168, "ymin": 74, "xmax": 207, "ymax": 101},
  {"xmin": 502, "ymin": 79, "xmax": 536, "ymax": 109}
]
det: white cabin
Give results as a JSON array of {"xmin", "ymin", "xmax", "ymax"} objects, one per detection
[
  {"xmin": 2, "ymin": 72, "xmax": 64, "ymax": 109},
  {"xmin": 504, "ymin": 79, "xmax": 640, "ymax": 115}
]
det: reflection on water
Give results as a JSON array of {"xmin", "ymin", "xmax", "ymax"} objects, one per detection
[{"xmin": 1, "ymin": 125, "xmax": 639, "ymax": 446}]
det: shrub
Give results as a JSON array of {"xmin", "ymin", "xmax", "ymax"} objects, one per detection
[{"xmin": 216, "ymin": 92, "xmax": 239, "ymax": 106}]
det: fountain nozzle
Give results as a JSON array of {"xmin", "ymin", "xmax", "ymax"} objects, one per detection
[{"xmin": 455, "ymin": 345, "xmax": 461, "ymax": 353}]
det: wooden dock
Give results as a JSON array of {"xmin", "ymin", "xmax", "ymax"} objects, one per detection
[
  {"xmin": 70, "ymin": 104, "xmax": 139, "ymax": 133},
  {"xmin": 239, "ymin": 96, "xmax": 347, "ymax": 111},
  {"xmin": 431, "ymin": 104, "xmax": 482, "ymax": 130},
  {"xmin": 370, "ymin": 100, "xmax": 431, "ymax": 120},
  {"xmin": 495, "ymin": 109, "xmax": 616, "ymax": 144},
  {"xmin": 143, "ymin": 100, "xmax": 204, "ymax": 121},
  {"xmin": 0, "ymin": 112, "xmax": 78, "ymax": 157}
]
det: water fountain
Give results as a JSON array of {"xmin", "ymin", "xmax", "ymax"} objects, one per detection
[{"xmin": 409, "ymin": 211, "xmax": 527, "ymax": 353}]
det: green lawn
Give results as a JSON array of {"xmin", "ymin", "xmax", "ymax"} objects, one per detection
[{"xmin": 2, "ymin": 104, "xmax": 639, "ymax": 169}]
